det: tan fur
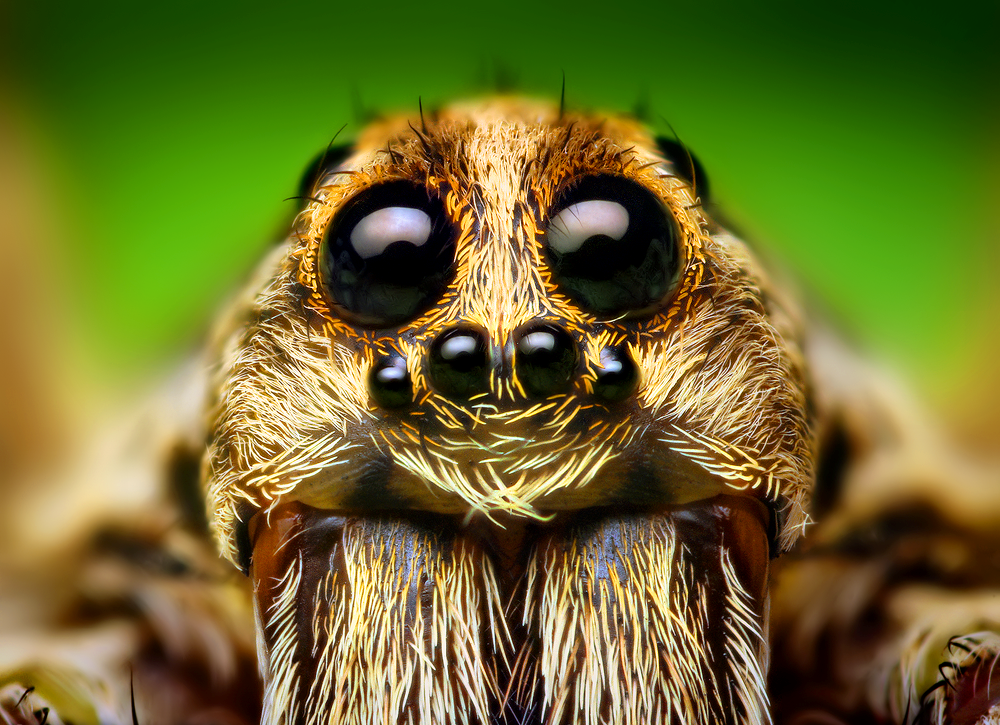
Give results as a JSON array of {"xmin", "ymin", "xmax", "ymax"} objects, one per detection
[
  {"xmin": 196, "ymin": 98, "xmax": 809, "ymax": 723},
  {"xmin": 205, "ymin": 99, "xmax": 811, "ymax": 562}
]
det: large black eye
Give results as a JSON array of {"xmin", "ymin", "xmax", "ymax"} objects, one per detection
[
  {"xmin": 544, "ymin": 175, "xmax": 680, "ymax": 316},
  {"xmin": 320, "ymin": 181, "xmax": 457, "ymax": 327}
]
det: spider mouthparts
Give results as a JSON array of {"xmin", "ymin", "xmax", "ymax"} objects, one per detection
[
  {"xmin": 941, "ymin": 652, "xmax": 1000, "ymax": 725},
  {"xmin": 248, "ymin": 494, "xmax": 772, "ymax": 723}
]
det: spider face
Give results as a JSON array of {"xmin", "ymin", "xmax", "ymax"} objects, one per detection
[{"xmin": 203, "ymin": 98, "xmax": 814, "ymax": 725}]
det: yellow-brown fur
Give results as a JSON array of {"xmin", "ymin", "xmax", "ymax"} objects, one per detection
[
  {"xmin": 199, "ymin": 97, "xmax": 806, "ymax": 724},
  {"xmin": 206, "ymin": 98, "xmax": 810, "ymax": 557}
]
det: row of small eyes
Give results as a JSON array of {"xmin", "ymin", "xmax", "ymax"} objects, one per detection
[{"xmin": 318, "ymin": 174, "xmax": 682, "ymax": 327}]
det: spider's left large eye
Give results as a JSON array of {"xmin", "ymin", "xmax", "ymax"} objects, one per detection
[
  {"xmin": 544, "ymin": 175, "xmax": 681, "ymax": 316},
  {"xmin": 319, "ymin": 181, "xmax": 457, "ymax": 327}
]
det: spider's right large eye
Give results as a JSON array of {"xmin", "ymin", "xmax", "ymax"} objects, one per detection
[
  {"xmin": 319, "ymin": 181, "xmax": 457, "ymax": 327},
  {"xmin": 544, "ymin": 175, "xmax": 681, "ymax": 317}
]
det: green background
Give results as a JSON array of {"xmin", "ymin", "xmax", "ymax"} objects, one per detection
[{"xmin": 3, "ymin": 0, "xmax": 998, "ymax": 427}]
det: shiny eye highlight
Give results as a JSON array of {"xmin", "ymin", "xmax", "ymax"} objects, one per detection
[
  {"xmin": 350, "ymin": 207, "xmax": 432, "ymax": 259},
  {"xmin": 548, "ymin": 200, "xmax": 630, "ymax": 254},
  {"xmin": 319, "ymin": 181, "xmax": 457, "ymax": 327},
  {"xmin": 544, "ymin": 175, "xmax": 681, "ymax": 316}
]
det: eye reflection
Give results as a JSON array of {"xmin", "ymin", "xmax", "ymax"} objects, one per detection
[
  {"xmin": 350, "ymin": 207, "xmax": 432, "ymax": 259},
  {"xmin": 548, "ymin": 200, "xmax": 630, "ymax": 254}
]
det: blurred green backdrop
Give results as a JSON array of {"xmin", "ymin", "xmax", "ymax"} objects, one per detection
[{"xmin": 2, "ymin": 0, "xmax": 998, "ymax": 431}]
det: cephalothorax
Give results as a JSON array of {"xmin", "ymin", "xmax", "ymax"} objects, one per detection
[
  {"xmin": 3, "ymin": 98, "xmax": 1000, "ymax": 725},
  {"xmin": 202, "ymin": 98, "xmax": 810, "ymax": 724}
]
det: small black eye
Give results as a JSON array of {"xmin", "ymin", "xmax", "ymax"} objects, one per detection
[
  {"xmin": 298, "ymin": 143, "xmax": 352, "ymax": 203},
  {"xmin": 544, "ymin": 175, "xmax": 681, "ymax": 316},
  {"xmin": 320, "ymin": 181, "xmax": 457, "ymax": 327},
  {"xmin": 655, "ymin": 137, "xmax": 710, "ymax": 202}
]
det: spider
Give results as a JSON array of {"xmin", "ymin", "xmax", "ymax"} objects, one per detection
[{"xmin": 2, "ymin": 97, "xmax": 998, "ymax": 725}]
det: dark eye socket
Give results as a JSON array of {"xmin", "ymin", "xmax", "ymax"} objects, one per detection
[
  {"xmin": 544, "ymin": 175, "xmax": 681, "ymax": 316},
  {"xmin": 319, "ymin": 181, "xmax": 457, "ymax": 327}
]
